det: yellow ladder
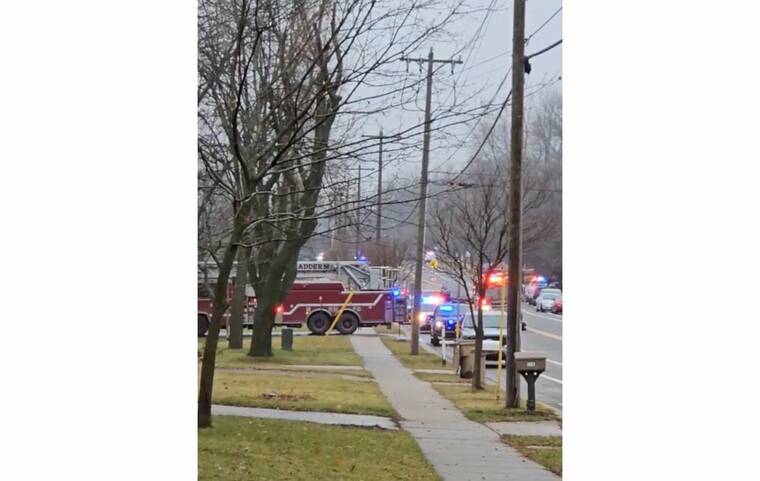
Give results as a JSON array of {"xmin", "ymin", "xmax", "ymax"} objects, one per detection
[{"xmin": 327, "ymin": 291, "xmax": 355, "ymax": 335}]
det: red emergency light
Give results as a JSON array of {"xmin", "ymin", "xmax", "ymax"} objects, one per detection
[
  {"xmin": 422, "ymin": 294, "xmax": 445, "ymax": 305},
  {"xmin": 485, "ymin": 271, "xmax": 506, "ymax": 287}
]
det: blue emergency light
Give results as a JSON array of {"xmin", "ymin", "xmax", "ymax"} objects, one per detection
[
  {"xmin": 439, "ymin": 305, "xmax": 454, "ymax": 312},
  {"xmin": 392, "ymin": 288, "xmax": 400, "ymax": 297}
]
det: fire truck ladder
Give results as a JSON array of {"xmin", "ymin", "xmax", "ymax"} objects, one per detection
[
  {"xmin": 339, "ymin": 264, "xmax": 399, "ymax": 291},
  {"xmin": 339, "ymin": 264, "xmax": 370, "ymax": 290}
]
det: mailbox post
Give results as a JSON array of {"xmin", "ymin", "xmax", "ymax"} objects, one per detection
[{"xmin": 514, "ymin": 352, "xmax": 546, "ymax": 412}]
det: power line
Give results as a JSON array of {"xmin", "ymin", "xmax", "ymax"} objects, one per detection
[
  {"xmin": 430, "ymin": 5, "xmax": 564, "ymax": 174},
  {"xmin": 449, "ymin": 88, "xmax": 512, "ymax": 184},
  {"xmin": 438, "ymin": 0, "xmax": 501, "ymax": 106},
  {"xmin": 526, "ymin": 6, "xmax": 562, "ymax": 44},
  {"xmin": 431, "ymin": 64, "xmax": 513, "ymax": 173}
]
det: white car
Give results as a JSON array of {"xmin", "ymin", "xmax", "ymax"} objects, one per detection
[
  {"xmin": 458, "ymin": 311, "xmax": 508, "ymax": 362},
  {"xmin": 535, "ymin": 289, "xmax": 562, "ymax": 312}
]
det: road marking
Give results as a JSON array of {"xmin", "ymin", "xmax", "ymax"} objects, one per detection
[
  {"xmin": 525, "ymin": 327, "xmax": 562, "ymax": 341},
  {"xmin": 547, "ymin": 359, "xmax": 563, "ymax": 367},
  {"xmin": 539, "ymin": 374, "xmax": 563, "ymax": 385},
  {"xmin": 522, "ymin": 309, "xmax": 562, "ymax": 322}
]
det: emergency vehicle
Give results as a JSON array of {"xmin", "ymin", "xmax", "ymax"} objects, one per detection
[
  {"xmin": 276, "ymin": 261, "xmax": 406, "ymax": 335},
  {"xmin": 198, "ymin": 260, "xmax": 406, "ymax": 336},
  {"xmin": 407, "ymin": 291, "xmax": 451, "ymax": 332},
  {"xmin": 197, "ymin": 262, "xmax": 255, "ymax": 336}
]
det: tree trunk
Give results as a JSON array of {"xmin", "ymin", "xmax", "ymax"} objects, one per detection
[
  {"xmin": 227, "ymin": 246, "xmax": 251, "ymax": 349},
  {"xmin": 246, "ymin": 246, "xmax": 301, "ymax": 358},
  {"xmin": 198, "ymin": 233, "xmax": 241, "ymax": 428},
  {"xmin": 248, "ymin": 291, "xmax": 275, "ymax": 357},
  {"xmin": 472, "ymin": 305, "xmax": 484, "ymax": 390}
]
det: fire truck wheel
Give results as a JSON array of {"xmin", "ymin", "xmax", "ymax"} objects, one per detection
[
  {"xmin": 198, "ymin": 314, "xmax": 209, "ymax": 337},
  {"xmin": 336, "ymin": 312, "xmax": 359, "ymax": 335},
  {"xmin": 307, "ymin": 312, "xmax": 330, "ymax": 335}
]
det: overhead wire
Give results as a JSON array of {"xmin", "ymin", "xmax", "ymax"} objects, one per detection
[
  {"xmin": 430, "ymin": 4, "xmax": 562, "ymax": 175},
  {"xmin": 525, "ymin": 6, "xmax": 562, "ymax": 45}
]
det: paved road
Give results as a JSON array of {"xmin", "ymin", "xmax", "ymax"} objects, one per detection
[{"xmin": 419, "ymin": 304, "xmax": 562, "ymax": 413}]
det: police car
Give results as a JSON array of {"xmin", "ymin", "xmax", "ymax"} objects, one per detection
[{"xmin": 429, "ymin": 302, "xmax": 466, "ymax": 346}]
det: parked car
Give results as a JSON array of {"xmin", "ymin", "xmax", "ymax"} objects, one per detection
[
  {"xmin": 535, "ymin": 288, "xmax": 562, "ymax": 312},
  {"xmin": 525, "ymin": 284, "xmax": 541, "ymax": 304},
  {"xmin": 551, "ymin": 297, "xmax": 562, "ymax": 314},
  {"xmin": 458, "ymin": 311, "xmax": 508, "ymax": 362},
  {"xmin": 430, "ymin": 303, "xmax": 466, "ymax": 346}
]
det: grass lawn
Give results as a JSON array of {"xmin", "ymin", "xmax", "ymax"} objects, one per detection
[
  {"xmin": 376, "ymin": 333, "xmax": 446, "ymax": 370},
  {"xmin": 431, "ymin": 383, "xmax": 558, "ymax": 422},
  {"xmin": 414, "ymin": 371, "xmax": 469, "ymax": 384},
  {"xmin": 501, "ymin": 435, "xmax": 562, "ymax": 475},
  {"xmin": 218, "ymin": 364, "xmax": 372, "ymax": 378},
  {"xmin": 202, "ymin": 334, "xmax": 362, "ymax": 368},
  {"xmin": 199, "ymin": 416, "xmax": 441, "ymax": 481},
  {"xmin": 212, "ymin": 370, "xmax": 395, "ymax": 417}
]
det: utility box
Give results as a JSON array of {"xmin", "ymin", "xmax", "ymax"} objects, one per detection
[
  {"xmin": 281, "ymin": 328, "xmax": 294, "ymax": 351},
  {"xmin": 514, "ymin": 352, "xmax": 546, "ymax": 373}
]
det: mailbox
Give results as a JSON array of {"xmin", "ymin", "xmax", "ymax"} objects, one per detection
[
  {"xmin": 514, "ymin": 352, "xmax": 546, "ymax": 373},
  {"xmin": 513, "ymin": 351, "xmax": 547, "ymax": 413}
]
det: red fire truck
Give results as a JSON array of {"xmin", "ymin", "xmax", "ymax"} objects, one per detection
[
  {"xmin": 197, "ymin": 262, "xmax": 254, "ymax": 337},
  {"xmin": 198, "ymin": 260, "xmax": 405, "ymax": 336},
  {"xmin": 197, "ymin": 284, "xmax": 220, "ymax": 337},
  {"xmin": 275, "ymin": 280, "xmax": 403, "ymax": 335},
  {"xmin": 275, "ymin": 261, "xmax": 405, "ymax": 334}
]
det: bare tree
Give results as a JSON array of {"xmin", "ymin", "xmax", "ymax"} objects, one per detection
[
  {"xmin": 429, "ymin": 88, "xmax": 562, "ymax": 389},
  {"xmin": 197, "ymin": 0, "xmax": 472, "ymax": 428},
  {"xmin": 523, "ymin": 88, "xmax": 562, "ymax": 276},
  {"xmin": 430, "ymin": 159, "xmax": 509, "ymax": 390}
]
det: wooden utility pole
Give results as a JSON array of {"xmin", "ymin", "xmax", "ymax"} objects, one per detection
[
  {"xmin": 362, "ymin": 129, "xmax": 400, "ymax": 242},
  {"xmin": 376, "ymin": 131, "xmax": 383, "ymax": 242},
  {"xmin": 506, "ymin": 0, "xmax": 526, "ymax": 408},
  {"xmin": 401, "ymin": 48, "xmax": 462, "ymax": 355},
  {"xmin": 356, "ymin": 164, "xmax": 362, "ymax": 257}
]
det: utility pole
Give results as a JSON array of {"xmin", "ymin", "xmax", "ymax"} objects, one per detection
[
  {"xmin": 329, "ymin": 191, "xmax": 336, "ymax": 250},
  {"xmin": 362, "ymin": 129, "xmax": 400, "ymax": 243},
  {"xmin": 402, "ymin": 48, "xmax": 462, "ymax": 355},
  {"xmin": 506, "ymin": 0, "xmax": 526, "ymax": 408},
  {"xmin": 356, "ymin": 163, "xmax": 362, "ymax": 257},
  {"xmin": 343, "ymin": 178, "xmax": 350, "ymax": 256},
  {"xmin": 376, "ymin": 131, "xmax": 383, "ymax": 242}
]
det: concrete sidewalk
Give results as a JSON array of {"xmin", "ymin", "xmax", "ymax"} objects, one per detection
[
  {"xmin": 351, "ymin": 329, "xmax": 559, "ymax": 481},
  {"xmin": 392, "ymin": 324, "xmax": 563, "ymax": 416},
  {"xmin": 211, "ymin": 404, "xmax": 398, "ymax": 430}
]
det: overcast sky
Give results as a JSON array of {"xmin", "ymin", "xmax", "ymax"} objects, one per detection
[{"xmin": 350, "ymin": 0, "xmax": 562, "ymax": 187}]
